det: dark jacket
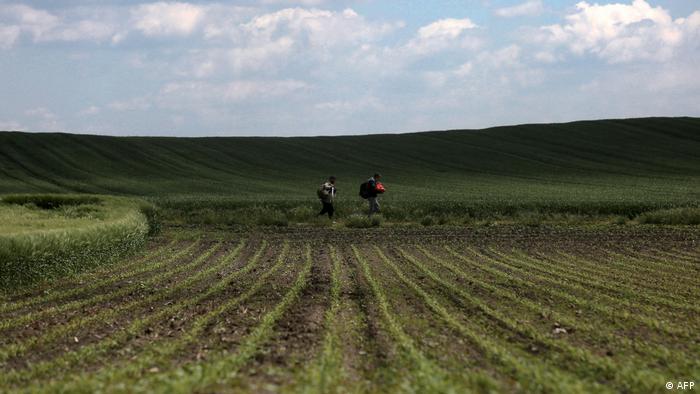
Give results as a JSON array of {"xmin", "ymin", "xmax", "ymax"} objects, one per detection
[{"xmin": 367, "ymin": 177, "xmax": 378, "ymax": 198}]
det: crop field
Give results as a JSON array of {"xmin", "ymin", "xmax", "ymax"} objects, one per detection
[
  {"xmin": 2, "ymin": 117, "xmax": 700, "ymax": 225},
  {"xmin": 1, "ymin": 227, "xmax": 697, "ymax": 393}
]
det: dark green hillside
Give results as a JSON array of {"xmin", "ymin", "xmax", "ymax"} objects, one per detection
[{"xmin": 1, "ymin": 117, "xmax": 699, "ymax": 221}]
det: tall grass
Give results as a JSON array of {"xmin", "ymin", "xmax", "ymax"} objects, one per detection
[
  {"xmin": 637, "ymin": 207, "xmax": 700, "ymax": 225},
  {"xmin": 0, "ymin": 195, "xmax": 151, "ymax": 288}
]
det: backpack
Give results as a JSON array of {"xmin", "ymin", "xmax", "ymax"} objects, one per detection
[
  {"xmin": 359, "ymin": 182, "xmax": 370, "ymax": 199},
  {"xmin": 317, "ymin": 184, "xmax": 328, "ymax": 199}
]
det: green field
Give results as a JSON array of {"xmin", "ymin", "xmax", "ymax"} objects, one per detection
[
  {"xmin": 1, "ymin": 117, "xmax": 699, "ymax": 393},
  {"xmin": 0, "ymin": 227, "xmax": 698, "ymax": 393},
  {"xmin": 0, "ymin": 195, "xmax": 154, "ymax": 288},
  {"xmin": 1, "ymin": 117, "xmax": 699, "ymax": 224}
]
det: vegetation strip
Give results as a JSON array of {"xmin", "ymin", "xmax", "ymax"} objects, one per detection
[
  {"xmin": 2, "ymin": 240, "xmax": 267, "ymax": 387},
  {"xmin": 492, "ymin": 248, "xmax": 699, "ymax": 320},
  {"xmin": 508, "ymin": 249, "xmax": 699, "ymax": 314},
  {"xmin": 352, "ymin": 245, "xmax": 495, "ymax": 393},
  {"xmin": 472, "ymin": 246, "xmax": 692, "ymax": 338},
  {"xmin": 0, "ymin": 240, "xmax": 179, "ymax": 314},
  {"xmin": 120, "ymin": 244, "xmax": 311, "ymax": 393},
  {"xmin": 0, "ymin": 239, "xmax": 177, "ymax": 304},
  {"xmin": 0, "ymin": 241, "xmax": 225, "ymax": 364},
  {"xmin": 397, "ymin": 246, "xmax": 668, "ymax": 392},
  {"xmin": 666, "ymin": 248, "xmax": 700, "ymax": 260},
  {"xmin": 600, "ymin": 248, "xmax": 698, "ymax": 285},
  {"xmin": 296, "ymin": 245, "xmax": 345, "ymax": 393},
  {"xmin": 26, "ymin": 242, "xmax": 291, "ymax": 392},
  {"xmin": 373, "ymin": 246, "xmax": 600, "ymax": 393},
  {"xmin": 0, "ymin": 240, "xmax": 200, "ymax": 332},
  {"xmin": 546, "ymin": 250, "xmax": 698, "ymax": 305},
  {"xmin": 422, "ymin": 246, "xmax": 689, "ymax": 368},
  {"xmin": 622, "ymin": 247, "xmax": 699, "ymax": 270}
]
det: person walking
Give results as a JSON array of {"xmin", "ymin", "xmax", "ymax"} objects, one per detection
[
  {"xmin": 317, "ymin": 176, "xmax": 337, "ymax": 220},
  {"xmin": 366, "ymin": 173, "xmax": 384, "ymax": 216}
]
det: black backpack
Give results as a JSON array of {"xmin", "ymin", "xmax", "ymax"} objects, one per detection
[{"xmin": 359, "ymin": 182, "xmax": 370, "ymax": 199}]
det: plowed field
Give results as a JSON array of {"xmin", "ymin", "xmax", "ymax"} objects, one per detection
[{"xmin": 1, "ymin": 227, "xmax": 698, "ymax": 393}]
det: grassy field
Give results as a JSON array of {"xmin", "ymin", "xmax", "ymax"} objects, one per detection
[
  {"xmin": 1, "ymin": 117, "xmax": 698, "ymax": 392},
  {"xmin": 1, "ymin": 117, "xmax": 699, "ymax": 224},
  {"xmin": 0, "ymin": 227, "xmax": 697, "ymax": 393},
  {"xmin": 0, "ymin": 195, "xmax": 153, "ymax": 288}
]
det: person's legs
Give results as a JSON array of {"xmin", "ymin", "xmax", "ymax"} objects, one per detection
[
  {"xmin": 368, "ymin": 197, "xmax": 380, "ymax": 216},
  {"xmin": 319, "ymin": 202, "xmax": 333, "ymax": 218},
  {"xmin": 319, "ymin": 202, "xmax": 329, "ymax": 216}
]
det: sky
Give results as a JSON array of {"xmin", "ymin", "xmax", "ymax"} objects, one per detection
[{"xmin": 0, "ymin": 0, "xmax": 699, "ymax": 136}]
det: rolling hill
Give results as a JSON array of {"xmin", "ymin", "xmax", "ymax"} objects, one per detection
[{"xmin": 1, "ymin": 117, "xmax": 699, "ymax": 219}]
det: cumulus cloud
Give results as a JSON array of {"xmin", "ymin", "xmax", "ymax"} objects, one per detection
[
  {"xmin": 242, "ymin": 8, "xmax": 399, "ymax": 48},
  {"xmin": 0, "ymin": 25, "xmax": 20, "ymax": 49},
  {"xmin": 405, "ymin": 18, "xmax": 479, "ymax": 56},
  {"xmin": 181, "ymin": 7, "xmax": 402, "ymax": 77},
  {"xmin": 159, "ymin": 79, "xmax": 308, "ymax": 104},
  {"xmin": 261, "ymin": 0, "xmax": 327, "ymax": 5},
  {"xmin": 24, "ymin": 107, "xmax": 62, "ymax": 131},
  {"xmin": 131, "ymin": 2, "xmax": 204, "ymax": 36},
  {"xmin": 495, "ymin": 0, "xmax": 544, "ymax": 18},
  {"xmin": 540, "ymin": 0, "xmax": 700, "ymax": 63},
  {"xmin": 0, "ymin": 4, "xmax": 123, "ymax": 46},
  {"xmin": 0, "ymin": 119, "xmax": 23, "ymax": 130}
]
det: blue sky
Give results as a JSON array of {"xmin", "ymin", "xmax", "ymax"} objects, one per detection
[{"xmin": 1, "ymin": 0, "xmax": 699, "ymax": 136}]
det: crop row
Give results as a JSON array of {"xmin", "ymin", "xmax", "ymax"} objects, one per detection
[{"xmin": 1, "ymin": 237, "xmax": 696, "ymax": 393}]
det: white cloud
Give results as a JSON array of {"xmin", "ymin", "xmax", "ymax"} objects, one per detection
[
  {"xmin": 109, "ymin": 97, "xmax": 152, "ymax": 112},
  {"xmin": 242, "ymin": 8, "xmax": 399, "ymax": 48},
  {"xmin": 495, "ymin": 0, "xmax": 544, "ymax": 18},
  {"xmin": 0, "ymin": 4, "xmax": 58, "ymax": 41},
  {"xmin": 533, "ymin": 50, "xmax": 558, "ymax": 63},
  {"xmin": 417, "ymin": 18, "xmax": 477, "ymax": 40},
  {"xmin": 159, "ymin": 79, "xmax": 308, "ymax": 104},
  {"xmin": 131, "ymin": 2, "xmax": 205, "ymax": 36},
  {"xmin": 261, "ymin": 0, "xmax": 327, "ymax": 5},
  {"xmin": 477, "ymin": 44, "xmax": 522, "ymax": 68},
  {"xmin": 540, "ymin": 0, "xmax": 700, "ymax": 63},
  {"xmin": 0, "ymin": 119, "xmax": 23, "ymax": 130},
  {"xmin": 180, "ymin": 7, "xmax": 402, "ymax": 77},
  {"xmin": 405, "ymin": 18, "xmax": 479, "ymax": 56},
  {"xmin": 314, "ymin": 96, "xmax": 384, "ymax": 114},
  {"xmin": 0, "ymin": 4, "xmax": 123, "ymax": 47},
  {"xmin": 24, "ymin": 107, "xmax": 62, "ymax": 131},
  {"xmin": 0, "ymin": 25, "xmax": 20, "ymax": 49},
  {"xmin": 78, "ymin": 106, "xmax": 101, "ymax": 116}
]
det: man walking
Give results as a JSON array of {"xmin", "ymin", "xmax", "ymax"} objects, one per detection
[
  {"xmin": 317, "ymin": 176, "xmax": 337, "ymax": 220},
  {"xmin": 367, "ymin": 173, "xmax": 383, "ymax": 216}
]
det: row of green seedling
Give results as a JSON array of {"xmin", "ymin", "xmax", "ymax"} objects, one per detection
[
  {"xmin": 425, "ymin": 246, "xmax": 694, "ymax": 376},
  {"xmin": 294, "ymin": 245, "xmax": 346, "ymax": 394},
  {"xmin": 548, "ymin": 250, "xmax": 698, "ymax": 306},
  {"xmin": 396, "ymin": 246, "xmax": 671, "ymax": 393},
  {"xmin": 625, "ymin": 247, "xmax": 700, "ymax": 270},
  {"xmin": 496, "ymin": 248, "xmax": 700, "ymax": 320},
  {"xmin": 0, "ymin": 241, "xmax": 224, "ymax": 365},
  {"xmin": 28, "ymin": 242, "xmax": 292, "ymax": 393},
  {"xmin": 0, "ymin": 240, "xmax": 200, "ymax": 331},
  {"xmin": 373, "ymin": 246, "xmax": 605, "ymax": 394},
  {"xmin": 118, "ymin": 244, "xmax": 312, "ymax": 394},
  {"xmin": 477, "ymin": 247, "xmax": 693, "ymax": 338},
  {"xmin": 0, "ymin": 239, "xmax": 176, "ymax": 304},
  {"xmin": 352, "ymin": 245, "xmax": 498, "ymax": 394},
  {"xmin": 2, "ymin": 240, "xmax": 267, "ymax": 387},
  {"xmin": 0, "ymin": 240, "xmax": 180, "ymax": 315}
]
